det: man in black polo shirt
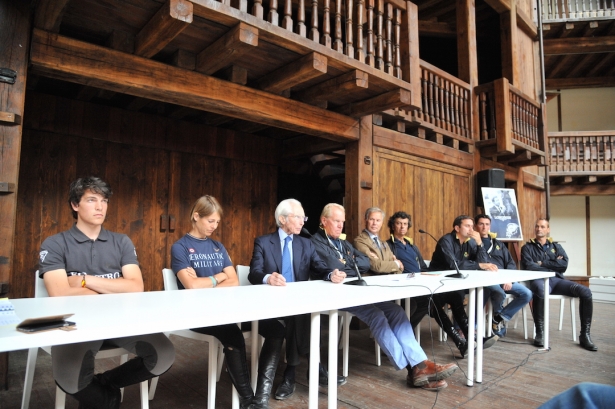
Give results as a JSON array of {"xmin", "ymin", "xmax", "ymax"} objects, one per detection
[{"xmin": 39, "ymin": 177, "xmax": 175, "ymax": 408}]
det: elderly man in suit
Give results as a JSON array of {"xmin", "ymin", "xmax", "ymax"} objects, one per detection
[
  {"xmin": 249, "ymin": 198, "xmax": 347, "ymax": 402},
  {"xmin": 312, "ymin": 203, "xmax": 458, "ymax": 391}
]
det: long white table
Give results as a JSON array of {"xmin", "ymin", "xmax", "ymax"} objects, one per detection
[{"xmin": 0, "ymin": 269, "xmax": 553, "ymax": 408}]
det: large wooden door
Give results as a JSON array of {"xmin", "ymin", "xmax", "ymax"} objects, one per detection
[
  {"xmin": 373, "ymin": 147, "xmax": 472, "ymax": 258},
  {"xmin": 13, "ymin": 130, "xmax": 170, "ymax": 296}
]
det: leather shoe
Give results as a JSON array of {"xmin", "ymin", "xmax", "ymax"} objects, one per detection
[
  {"xmin": 419, "ymin": 379, "xmax": 448, "ymax": 391},
  {"xmin": 274, "ymin": 378, "xmax": 295, "ymax": 400},
  {"xmin": 310, "ymin": 365, "xmax": 347, "ymax": 386},
  {"xmin": 410, "ymin": 360, "xmax": 458, "ymax": 387}
]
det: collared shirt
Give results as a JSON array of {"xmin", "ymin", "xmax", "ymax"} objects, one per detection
[
  {"xmin": 39, "ymin": 224, "xmax": 138, "ymax": 279},
  {"xmin": 263, "ymin": 228, "xmax": 294, "ymax": 284},
  {"xmin": 391, "ymin": 237, "xmax": 420, "ymax": 273}
]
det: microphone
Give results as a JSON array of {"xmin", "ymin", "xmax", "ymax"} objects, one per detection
[
  {"xmin": 419, "ymin": 229, "xmax": 468, "ymax": 279},
  {"xmin": 340, "ymin": 240, "xmax": 367, "ymax": 286},
  {"xmin": 300, "ymin": 228, "xmax": 312, "ymax": 238}
]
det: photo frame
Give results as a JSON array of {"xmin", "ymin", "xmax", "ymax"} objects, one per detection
[{"xmin": 481, "ymin": 187, "xmax": 523, "ymax": 241}]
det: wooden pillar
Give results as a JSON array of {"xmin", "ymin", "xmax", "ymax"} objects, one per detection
[
  {"xmin": 500, "ymin": 0, "xmax": 519, "ymax": 87},
  {"xmin": 345, "ymin": 115, "xmax": 373, "ymax": 240},
  {"xmin": 0, "ymin": 0, "xmax": 32, "ymax": 388},
  {"xmin": 400, "ymin": 1, "xmax": 421, "ymax": 109},
  {"xmin": 457, "ymin": 0, "xmax": 480, "ymax": 206}
]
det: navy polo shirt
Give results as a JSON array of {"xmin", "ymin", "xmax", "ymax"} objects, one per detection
[
  {"xmin": 39, "ymin": 224, "xmax": 138, "ymax": 279},
  {"xmin": 392, "ymin": 238, "xmax": 420, "ymax": 273}
]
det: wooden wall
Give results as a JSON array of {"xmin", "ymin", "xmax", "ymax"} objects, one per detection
[
  {"xmin": 11, "ymin": 92, "xmax": 280, "ymax": 299},
  {"xmin": 371, "ymin": 147, "xmax": 473, "ymax": 259}
]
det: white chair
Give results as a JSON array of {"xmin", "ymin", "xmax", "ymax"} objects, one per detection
[
  {"xmin": 22, "ymin": 272, "xmax": 150, "ymax": 409},
  {"xmin": 160, "ymin": 268, "xmax": 227, "ymax": 409},
  {"xmin": 486, "ymin": 295, "xmax": 529, "ymax": 339},
  {"xmin": 540, "ymin": 295, "xmax": 577, "ymax": 341}
]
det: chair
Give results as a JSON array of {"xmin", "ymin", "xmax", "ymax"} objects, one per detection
[
  {"xmin": 22, "ymin": 272, "xmax": 150, "ymax": 409},
  {"xmin": 486, "ymin": 295, "xmax": 529, "ymax": 339},
  {"xmin": 160, "ymin": 268, "xmax": 226, "ymax": 409},
  {"xmin": 535, "ymin": 295, "xmax": 576, "ymax": 341}
]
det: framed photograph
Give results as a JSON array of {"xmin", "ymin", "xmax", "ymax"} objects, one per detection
[{"xmin": 481, "ymin": 187, "xmax": 523, "ymax": 241}]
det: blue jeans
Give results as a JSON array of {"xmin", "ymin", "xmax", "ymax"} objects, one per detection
[
  {"xmin": 484, "ymin": 282, "xmax": 532, "ymax": 321},
  {"xmin": 538, "ymin": 382, "xmax": 615, "ymax": 409},
  {"xmin": 342, "ymin": 301, "xmax": 427, "ymax": 370}
]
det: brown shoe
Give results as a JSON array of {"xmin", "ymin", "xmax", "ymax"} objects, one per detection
[
  {"xmin": 420, "ymin": 379, "xmax": 448, "ymax": 391},
  {"xmin": 410, "ymin": 360, "xmax": 458, "ymax": 387}
]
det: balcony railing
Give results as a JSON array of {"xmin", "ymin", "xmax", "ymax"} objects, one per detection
[
  {"xmin": 220, "ymin": 0, "xmax": 409, "ymax": 79},
  {"xmin": 475, "ymin": 78, "xmax": 545, "ymax": 158},
  {"xmin": 549, "ymin": 131, "xmax": 615, "ymax": 173},
  {"xmin": 542, "ymin": 0, "xmax": 615, "ymax": 21}
]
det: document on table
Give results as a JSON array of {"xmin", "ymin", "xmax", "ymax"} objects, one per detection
[{"xmin": 0, "ymin": 298, "xmax": 20, "ymax": 326}]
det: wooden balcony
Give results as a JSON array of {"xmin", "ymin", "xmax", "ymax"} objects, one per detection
[
  {"xmin": 548, "ymin": 131, "xmax": 615, "ymax": 194},
  {"xmin": 541, "ymin": 0, "xmax": 615, "ymax": 90},
  {"xmin": 475, "ymin": 78, "xmax": 547, "ymax": 167},
  {"xmin": 374, "ymin": 60, "xmax": 473, "ymax": 158},
  {"xmin": 29, "ymin": 0, "xmax": 422, "ymax": 142}
]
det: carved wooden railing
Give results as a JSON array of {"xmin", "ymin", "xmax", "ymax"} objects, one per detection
[
  {"xmin": 549, "ymin": 131, "xmax": 615, "ymax": 173},
  {"xmin": 218, "ymin": 0, "xmax": 408, "ymax": 78},
  {"xmin": 542, "ymin": 0, "xmax": 615, "ymax": 21},
  {"xmin": 475, "ymin": 78, "xmax": 545, "ymax": 154},
  {"xmin": 413, "ymin": 60, "xmax": 472, "ymax": 140}
]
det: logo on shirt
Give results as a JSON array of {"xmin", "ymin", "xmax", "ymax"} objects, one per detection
[
  {"xmin": 464, "ymin": 252, "xmax": 468, "ymax": 258},
  {"xmin": 214, "ymin": 247, "xmax": 220, "ymax": 252},
  {"xmin": 189, "ymin": 248, "xmax": 195, "ymax": 253},
  {"xmin": 550, "ymin": 248, "xmax": 556, "ymax": 254},
  {"xmin": 496, "ymin": 245, "xmax": 500, "ymax": 250},
  {"xmin": 39, "ymin": 250, "xmax": 48, "ymax": 263}
]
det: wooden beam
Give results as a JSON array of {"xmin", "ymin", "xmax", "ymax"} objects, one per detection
[
  {"xmin": 293, "ymin": 70, "xmax": 368, "ymax": 103},
  {"xmin": 544, "ymin": 36, "xmax": 615, "ymax": 55},
  {"xmin": 553, "ymin": 176, "xmax": 573, "ymax": 184},
  {"xmin": 34, "ymin": 0, "xmax": 70, "ymax": 32},
  {"xmin": 30, "ymin": 29, "xmax": 360, "ymax": 142},
  {"xmin": 171, "ymin": 49, "xmax": 196, "ymax": 70},
  {"xmin": 580, "ymin": 175, "xmax": 598, "ymax": 184},
  {"xmin": 374, "ymin": 125, "xmax": 474, "ymax": 169},
  {"xmin": 516, "ymin": 7, "xmax": 537, "ymax": 39},
  {"xmin": 256, "ymin": 52, "xmax": 328, "ymax": 94},
  {"xmin": 501, "ymin": 2, "xmax": 519, "ymax": 86},
  {"xmin": 546, "ymin": 76, "xmax": 615, "ymax": 89},
  {"xmin": 196, "ymin": 23, "xmax": 258, "ymax": 75},
  {"xmin": 0, "ymin": 112, "xmax": 20, "ymax": 125},
  {"xmin": 418, "ymin": 20, "xmax": 456, "ymax": 37},
  {"xmin": 483, "ymin": 0, "xmax": 511, "ymax": 13},
  {"xmin": 135, "ymin": 0, "xmax": 193, "ymax": 58},
  {"xmin": 551, "ymin": 184, "xmax": 615, "ymax": 195},
  {"xmin": 401, "ymin": 1, "xmax": 421, "ymax": 109},
  {"xmin": 494, "ymin": 78, "xmax": 514, "ymax": 153},
  {"xmin": 219, "ymin": 65, "xmax": 248, "ymax": 85},
  {"xmin": 457, "ymin": 0, "xmax": 478, "ymax": 140},
  {"xmin": 522, "ymin": 170, "xmax": 545, "ymax": 190},
  {"xmin": 107, "ymin": 30, "xmax": 135, "ymax": 54},
  {"xmin": 338, "ymin": 89, "xmax": 412, "ymax": 118}
]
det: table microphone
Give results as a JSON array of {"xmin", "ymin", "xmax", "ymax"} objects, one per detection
[{"xmin": 418, "ymin": 229, "xmax": 468, "ymax": 279}]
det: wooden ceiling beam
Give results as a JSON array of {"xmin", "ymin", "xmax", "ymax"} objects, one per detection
[
  {"xmin": 552, "ymin": 176, "xmax": 573, "ymax": 184},
  {"xmin": 546, "ymin": 76, "xmax": 615, "ymax": 89},
  {"xmin": 418, "ymin": 20, "xmax": 456, "ymax": 37},
  {"xmin": 483, "ymin": 0, "xmax": 511, "ymax": 14},
  {"xmin": 256, "ymin": 52, "xmax": 328, "ymax": 94},
  {"xmin": 337, "ymin": 89, "xmax": 412, "ymax": 118},
  {"xmin": 293, "ymin": 70, "xmax": 368, "ymax": 103},
  {"xmin": 551, "ymin": 184, "xmax": 615, "ymax": 195},
  {"xmin": 135, "ymin": 0, "xmax": 193, "ymax": 58},
  {"xmin": 544, "ymin": 36, "xmax": 615, "ymax": 55},
  {"xmin": 516, "ymin": 7, "xmax": 537, "ymax": 39},
  {"xmin": 580, "ymin": 175, "xmax": 598, "ymax": 184},
  {"xmin": 196, "ymin": 23, "xmax": 258, "ymax": 75},
  {"xmin": 34, "ymin": 0, "xmax": 70, "ymax": 32},
  {"xmin": 30, "ymin": 29, "xmax": 359, "ymax": 142}
]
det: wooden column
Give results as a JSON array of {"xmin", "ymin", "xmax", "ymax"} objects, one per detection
[
  {"xmin": 400, "ymin": 1, "xmax": 421, "ymax": 109},
  {"xmin": 345, "ymin": 116, "xmax": 373, "ymax": 240},
  {"xmin": 0, "ymin": 0, "xmax": 31, "ymax": 389},
  {"xmin": 500, "ymin": 0, "xmax": 519, "ymax": 87},
  {"xmin": 457, "ymin": 0, "xmax": 478, "ymax": 141}
]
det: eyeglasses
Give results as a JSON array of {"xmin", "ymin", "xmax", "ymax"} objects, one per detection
[{"xmin": 287, "ymin": 214, "xmax": 308, "ymax": 222}]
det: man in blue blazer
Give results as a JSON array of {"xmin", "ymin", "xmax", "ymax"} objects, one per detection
[{"xmin": 249, "ymin": 199, "xmax": 346, "ymax": 402}]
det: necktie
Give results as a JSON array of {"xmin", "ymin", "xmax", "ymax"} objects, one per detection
[
  {"xmin": 282, "ymin": 236, "xmax": 293, "ymax": 282},
  {"xmin": 373, "ymin": 237, "xmax": 383, "ymax": 257}
]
